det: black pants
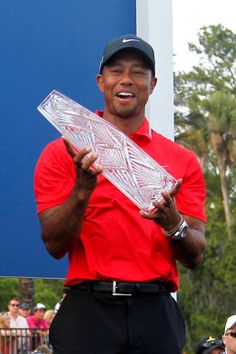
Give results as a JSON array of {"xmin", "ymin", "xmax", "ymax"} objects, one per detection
[{"xmin": 50, "ymin": 287, "xmax": 185, "ymax": 354}]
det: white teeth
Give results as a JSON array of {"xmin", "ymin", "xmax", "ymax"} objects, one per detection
[{"xmin": 117, "ymin": 92, "xmax": 133, "ymax": 97}]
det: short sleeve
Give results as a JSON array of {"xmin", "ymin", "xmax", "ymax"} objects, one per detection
[
  {"xmin": 34, "ymin": 139, "xmax": 76, "ymax": 213},
  {"xmin": 175, "ymin": 152, "xmax": 206, "ymax": 222}
]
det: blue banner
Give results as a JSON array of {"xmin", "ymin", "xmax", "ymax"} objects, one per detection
[{"xmin": 0, "ymin": 0, "xmax": 136, "ymax": 277}]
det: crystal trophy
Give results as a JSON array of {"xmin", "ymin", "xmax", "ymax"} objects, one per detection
[{"xmin": 37, "ymin": 90, "xmax": 176, "ymax": 212}]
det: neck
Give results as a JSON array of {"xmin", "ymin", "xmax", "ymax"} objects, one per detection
[
  {"xmin": 226, "ymin": 349, "xmax": 236, "ymax": 354},
  {"xmin": 10, "ymin": 313, "xmax": 18, "ymax": 319},
  {"xmin": 102, "ymin": 110, "xmax": 145, "ymax": 135}
]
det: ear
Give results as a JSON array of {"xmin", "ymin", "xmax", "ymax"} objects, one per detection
[
  {"xmin": 222, "ymin": 334, "xmax": 227, "ymax": 346},
  {"xmin": 150, "ymin": 76, "xmax": 157, "ymax": 95},
  {"xmin": 96, "ymin": 74, "xmax": 104, "ymax": 93}
]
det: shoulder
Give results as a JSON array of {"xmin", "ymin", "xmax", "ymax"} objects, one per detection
[
  {"xmin": 35, "ymin": 138, "xmax": 73, "ymax": 171},
  {"xmin": 39, "ymin": 138, "xmax": 68, "ymax": 158},
  {"xmin": 26, "ymin": 315, "xmax": 34, "ymax": 323},
  {"xmin": 26, "ymin": 316, "xmax": 35, "ymax": 328},
  {"xmin": 151, "ymin": 130, "xmax": 196, "ymax": 158},
  {"xmin": 34, "ymin": 138, "xmax": 76, "ymax": 212},
  {"xmin": 149, "ymin": 130, "xmax": 201, "ymax": 177}
]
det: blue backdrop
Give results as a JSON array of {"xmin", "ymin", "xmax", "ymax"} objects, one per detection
[{"xmin": 0, "ymin": 0, "xmax": 136, "ymax": 278}]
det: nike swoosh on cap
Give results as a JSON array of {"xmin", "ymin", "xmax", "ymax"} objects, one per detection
[{"xmin": 122, "ymin": 38, "xmax": 140, "ymax": 43}]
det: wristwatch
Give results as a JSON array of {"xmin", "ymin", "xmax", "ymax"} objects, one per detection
[{"xmin": 162, "ymin": 217, "xmax": 189, "ymax": 241}]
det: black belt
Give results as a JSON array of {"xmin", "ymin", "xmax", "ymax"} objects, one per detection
[{"xmin": 70, "ymin": 280, "xmax": 171, "ymax": 297}]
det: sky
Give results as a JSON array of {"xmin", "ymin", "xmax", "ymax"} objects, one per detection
[{"xmin": 172, "ymin": 0, "xmax": 236, "ymax": 71}]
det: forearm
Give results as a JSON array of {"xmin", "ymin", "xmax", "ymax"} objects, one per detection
[
  {"xmin": 139, "ymin": 181, "xmax": 206, "ymax": 269},
  {"xmin": 39, "ymin": 188, "xmax": 90, "ymax": 259},
  {"xmin": 38, "ymin": 144, "xmax": 103, "ymax": 259},
  {"xmin": 169, "ymin": 220, "xmax": 206, "ymax": 268}
]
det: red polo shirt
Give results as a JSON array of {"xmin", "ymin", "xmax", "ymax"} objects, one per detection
[
  {"xmin": 27, "ymin": 315, "xmax": 49, "ymax": 329},
  {"xmin": 34, "ymin": 113, "xmax": 206, "ymax": 291}
]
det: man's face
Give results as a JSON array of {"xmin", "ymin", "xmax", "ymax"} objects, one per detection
[
  {"xmin": 35, "ymin": 309, "xmax": 46, "ymax": 320},
  {"xmin": 8, "ymin": 300, "xmax": 20, "ymax": 315},
  {"xmin": 97, "ymin": 50, "xmax": 157, "ymax": 120},
  {"xmin": 223, "ymin": 326, "xmax": 236, "ymax": 353},
  {"xmin": 19, "ymin": 308, "xmax": 30, "ymax": 318}
]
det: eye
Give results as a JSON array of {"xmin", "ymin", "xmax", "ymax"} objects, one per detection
[
  {"xmin": 110, "ymin": 67, "xmax": 122, "ymax": 74},
  {"xmin": 133, "ymin": 69, "xmax": 146, "ymax": 75}
]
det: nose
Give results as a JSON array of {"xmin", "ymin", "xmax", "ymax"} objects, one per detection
[{"xmin": 119, "ymin": 70, "xmax": 134, "ymax": 85}]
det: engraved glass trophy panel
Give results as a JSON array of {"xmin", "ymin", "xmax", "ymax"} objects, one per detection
[{"xmin": 37, "ymin": 90, "xmax": 176, "ymax": 212}]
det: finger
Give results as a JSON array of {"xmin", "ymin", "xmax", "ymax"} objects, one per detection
[
  {"xmin": 62, "ymin": 139, "xmax": 92, "ymax": 164},
  {"xmin": 139, "ymin": 209, "xmax": 159, "ymax": 220},
  {"xmin": 91, "ymin": 164, "xmax": 104, "ymax": 175},
  {"xmin": 157, "ymin": 192, "xmax": 174, "ymax": 208},
  {"xmin": 139, "ymin": 210, "xmax": 154, "ymax": 219},
  {"xmin": 81, "ymin": 152, "xmax": 99, "ymax": 170},
  {"xmin": 154, "ymin": 203, "xmax": 168, "ymax": 213},
  {"xmin": 169, "ymin": 179, "xmax": 182, "ymax": 198},
  {"xmin": 152, "ymin": 180, "xmax": 182, "ymax": 209},
  {"xmin": 80, "ymin": 151, "xmax": 104, "ymax": 176},
  {"xmin": 73, "ymin": 147, "xmax": 92, "ymax": 164},
  {"xmin": 152, "ymin": 192, "xmax": 172, "ymax": 209},
  {"xmin": 63, "ymin": 138, "xmax": 77, "ymax": 158}
]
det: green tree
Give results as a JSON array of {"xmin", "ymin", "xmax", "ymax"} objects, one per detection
[
  {"xmin": 34, "ymin": 278, "xmax": 64, "ymax": 309},
  {"xmin": 0, "ymin": 278, "xmax": 19, "ymax": 311},
  {"xmin": 0, "ymin": 277, "xmax": 64, "ymax": 311},
  {"xmin": 174, "ymin": 24, "xmax": 236, "ymax": 354},
  {"xmin": 202, "ymin": 91, "xmax": 236, "ymax": 239},
  {"xmin": 175, "ymin": 24, "xmax": 236, "ymax": 240},
  {"xmin": 19, "ymin": 278, "xmax": 35, "ymax": 307}
]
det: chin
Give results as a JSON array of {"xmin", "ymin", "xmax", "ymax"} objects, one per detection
[{"xmin": 114, "ymin": 107, "xmax": 138, "ymax": 118}]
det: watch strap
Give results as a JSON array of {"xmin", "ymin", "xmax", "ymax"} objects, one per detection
[{"xmin": 162, "ymin": 217, "xmax": 189, "ymax": 241}]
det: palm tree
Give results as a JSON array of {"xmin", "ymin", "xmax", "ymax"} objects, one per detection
[
  {"xmin": 174, "ymin": 24, "xmax": 236, "ymax": 240},
  {"xmin": 203, "ymin": 91, "xmax": 236, "ymax": 239},
  {"xmin": 18, "ymin": 278, "xmax": 35, "ymax": 306}
]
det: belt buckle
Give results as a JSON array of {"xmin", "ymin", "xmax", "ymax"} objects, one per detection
[{"xmin": 112, "ymin": 281, "xmax": 132, "ymax": 296}]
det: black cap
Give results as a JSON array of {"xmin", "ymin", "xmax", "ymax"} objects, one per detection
[
  {"xmin": 19, "ymin": 303, "xmax": 30, "ymax": 310},
  {"xmin": 99, "ymin": 34, "xmax": 155, "ymax": 75},
  {"xmin": 196, "ymin": 336, "xmax": 224, "ymax": 354}
]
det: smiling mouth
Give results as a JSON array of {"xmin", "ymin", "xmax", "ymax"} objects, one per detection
[{"xmin": 116, "ymin": 92, "xmax": 135, "ymax": 99}]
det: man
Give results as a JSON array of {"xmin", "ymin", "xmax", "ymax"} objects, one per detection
[
  {"xmin": 196, "ymin": 336, "xmax": 224, "ymax": 354},
  {"xmin": 19, "ymin": 303, "xmax": 31, "ymax": 318},
  {"xmin": 27, "ymin": 303, "xmax": 49, "ymax": 349},
  {"xmin": 34, "ymin": 34, "xmax": 206, "ymax": 354},
  {"xmin": 7, "ymin": 297, "xmax": 29, "ymax": 353},
  {"xmin": 222, "ymin": 315, "xmax": 236, "ymax": 354},
  {"xmin": 8, "ymin": 297, "xmax": 29, "ymax": 330},
  {"xmin": 27, "ymin": 303, "xmax": 49, "ymax": 331}
]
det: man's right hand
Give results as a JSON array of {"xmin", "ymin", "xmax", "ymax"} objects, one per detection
[{"xmin": 63, "ymin": 138, "xmax": 103, "ymax": 199}]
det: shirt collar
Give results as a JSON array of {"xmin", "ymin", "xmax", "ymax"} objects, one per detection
[{"xmin": 96, "ymin": 110, "xmax": 152, "ymax": 142}]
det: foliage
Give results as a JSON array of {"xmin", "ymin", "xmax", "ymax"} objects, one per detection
[
  {"xmin": 0, "ymin": 277, "xmax": 64, "ymax": 312},
  {"xmin": 175, "ymin": 24, "xmax": 236, "ymax": 353},
  {"xmin": 0, "ymin": 278, "xmax": 19, "ymax": 311},
  {"xmin": 1, "ymin": 23, "xmax": 236, "ymax": 354},
  {"xmin": 34, "ymin": 278, "xmax": 65, "ymax": 309}
]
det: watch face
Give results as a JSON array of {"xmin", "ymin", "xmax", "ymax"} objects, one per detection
[
  {"xmin": 181, "ymin": 225, "xmax": 189, "ymax": 238},
  {"xmin": 173, "ymin": 221, "xmax": 189, "ymax": 240}
]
